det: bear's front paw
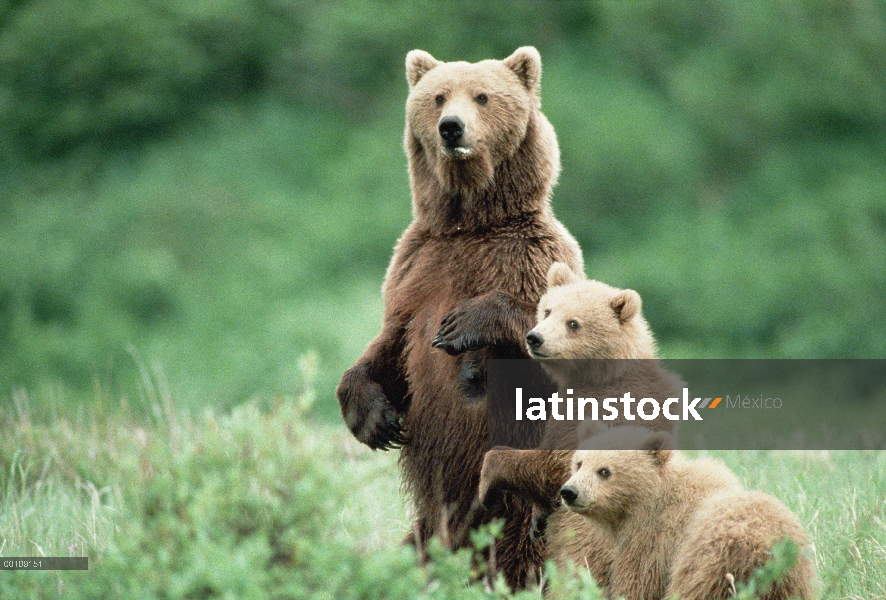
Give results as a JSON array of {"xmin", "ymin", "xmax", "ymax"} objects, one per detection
[
  {"xmin": 337, "ymin": 367, "xmax": 406, "ymax": 451},
  {"xmin": 432, "ymin": 303, "xmax": 488, "ymax": 356}
]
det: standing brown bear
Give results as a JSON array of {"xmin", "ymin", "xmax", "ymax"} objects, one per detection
[{"xmin": 336, "ymin": 47, "xmax": 583, "ymax": 588}]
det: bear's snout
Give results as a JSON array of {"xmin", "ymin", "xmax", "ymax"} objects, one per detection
[
  {"xmin": 526, "ymin": 331, "xmax": 544, "ymax": 350},
  {"xmin": 560, "ymin": 485, "xmax": 579, "ymax": 506},
  {"xmin": 438, "ymin": 116, "xmax": 465, "ymax": 146}
]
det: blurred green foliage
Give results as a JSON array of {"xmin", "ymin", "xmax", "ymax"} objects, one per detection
[{"xmin": 1, "ymin": 1, "xmax": 885, "ymax": 417}]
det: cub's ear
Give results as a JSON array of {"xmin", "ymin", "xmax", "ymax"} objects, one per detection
[
  {"xmin": 641, "ymin": 431, "xmax": 674, "ymax": 466},
  {"xmin": 406, "ymin": 50, "xmax": 439, "ymax": 87},
  {"xmin": 546, "ymin": 262, "xmax": 581, "ymax": 288},
  {"xmin": 503, "ymin": 46, "xmax": 541, "ymax": 94},
  {"xmin": 610, "ymin": 289, "xmax": 641, "ymax": 323}
]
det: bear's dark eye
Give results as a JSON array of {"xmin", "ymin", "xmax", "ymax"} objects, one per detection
[
  {"xmin": 435, "ymin": 94, "xmax": 446, "ymax": 107},
  {"xmin": 543, "ymin": 309, "xmax": 551, "ymax": 318},
  {"xmin": 475, "ymin": 93, "xmax": 488, "ymax": 105},
  {"xmin": 575, "ymin": 461, "xmax": 583, "ymax": 470},
  {"xmin": 598, "ymin": 467, "xmax": 611, "ymax": 479},
  {"xmin": 567, "ymin": 319, "xmax": 580, "ymax": 331}
]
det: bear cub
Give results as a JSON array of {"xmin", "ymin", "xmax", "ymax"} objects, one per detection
[
  {"xmin": 562, "ymin": 426, "xmax": 817, "ymax": 600},
  {"xmin": 526, "ymin": 261, "xmax": 655, "ymax": 362},
  {"xmin": 478, "ymin": 263, "xmax": 682, "ymax": 585}
]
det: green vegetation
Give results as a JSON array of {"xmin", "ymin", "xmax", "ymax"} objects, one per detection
[
  {"xmin": 1, "ymin": 381, "xmax": 884, "ymax": 598},
  {"xmin": 1, "ymin": 2, "xmax": 884, "ymax": 597},
  {"xmin": 1, "ymin": 2, "xmax": 884, "ymax": 416},
  {"xmin": 0, "ymin": 372, "xmax": 607, "ymax": 599}
]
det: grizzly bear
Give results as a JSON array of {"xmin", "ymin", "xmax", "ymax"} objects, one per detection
[
  {"xmin": 478, "ymin": 263, "xmax": 681, "ymax": 583},
  {"xmin": 336, "ymin": 47, "xmax": 583, "ymax": 588},
  {"xmin": 561, "ymin": 426, "xmax": 817, "ymax": 600}
]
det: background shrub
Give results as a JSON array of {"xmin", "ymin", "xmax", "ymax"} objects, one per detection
[{"xmin": 0, "ymin": 1, "xmax": 884, "ymax": 417}]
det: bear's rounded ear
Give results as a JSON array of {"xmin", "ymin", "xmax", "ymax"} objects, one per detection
[
  {"xmin": 547, "ymin": 262, "xmax": 581, "ymax": 288},
  {"xmin": 610, "ymin": 289, "xmax": 641, "ymax": 323},
  {"xmin": 406, "ymin": 50, "xmax": 439, "ymax": 88},
  {"xmin": 503, "ymin": 46, "xmax": 541, "ymax": 94},
  {"xmin": 641, "ymin": 431, "xmax": 674, "ymax": 467}
]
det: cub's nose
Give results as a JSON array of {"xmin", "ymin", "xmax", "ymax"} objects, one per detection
[
  {"xmin": 526, "ymin": 331, "xmax": 544, "ymax": 350},
  {"xmin": 438, "ymin": 116, "xmax": 464, "ymax": 144},
  {"xmin": 560, "ymin": 485, "xmax": 578, "ymax": 506}
]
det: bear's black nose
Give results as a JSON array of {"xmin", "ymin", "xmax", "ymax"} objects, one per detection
[
  {"xmin": 560, "ymin": 485, "xmax": 578, "ymax": 505},
  {"xmin": 526, "ymin": 331, "xmax": 544, "ymax": 350},
  {"xmin": 438, "ymin": 116, "xmax": 464, "ymax": 144}
]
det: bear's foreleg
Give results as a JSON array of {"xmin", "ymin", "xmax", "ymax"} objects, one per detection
[
  {"xmin": 336, "ymin": 323, "xmax": 408, "ymax": 450},
  {"xmin": 478, "ymin": 448, "xmax": 573, "ymax": 515},
  {"xmin": 432, "ymin": 291, "xmax": 535, "ymax": 357}
]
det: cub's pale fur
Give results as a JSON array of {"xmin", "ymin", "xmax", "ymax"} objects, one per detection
[
  {"xmin": 562, "ymin": 426, "xmax": 817, "ymax": 600},
  {"xmin": 479, "ymin": 263, "xmax": 681, "ymax": 585}
]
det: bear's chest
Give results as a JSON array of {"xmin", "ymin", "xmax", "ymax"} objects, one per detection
[{"xmin": 392, "ymin": 230, "xmax": 548, "ymax": 311}]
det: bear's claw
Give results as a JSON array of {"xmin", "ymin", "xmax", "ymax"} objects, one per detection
[
  {"xmin": 365, "ymin": 403, "xmax": 407, "ymax": 451},
  {"xmin": 337, "ymin": 367, "xmax": 407, "ymax": 451},
  {"xmin": 353, "ymin": 392, "xmax": 405, "ymax": 450},
  {"xmin": 432, "ymin": 308, "xmax": 486, "ymax": 355}
]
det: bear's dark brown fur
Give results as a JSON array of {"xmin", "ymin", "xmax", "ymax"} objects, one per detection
[{"xmin": 336, "ymin": 47, "xmax": 582, "ymax": 588}]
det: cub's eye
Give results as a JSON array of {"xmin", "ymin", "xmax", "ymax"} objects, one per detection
[
  {"xmin": 475, "ymin": 93, "xmax": 489, "ymax": 105},
  {"xmin": 435, "ymin": 94, "xmax": 446, "ymax": 107},
  {"xmin": 543, "ymin": 309, "xmax": 551, "ymax": 318},
  {"xmin": 567, "ymin": 319, "xmax": 580, "ymax": 330},
  {"xmin": 575, "ymin": 461, "xmax": 583, "ymax": 470},
  {"xmin": 597, "ymin": 467, "xmax": 611, "ymax": 479}
]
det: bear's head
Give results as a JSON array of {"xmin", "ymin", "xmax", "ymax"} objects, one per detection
[
  {"xmin": 525, "ymin": 262, "xmax": 655, "ymax": 361},
  {"xmin": 404, "ymin": 47, "xmax": 558, "ymax": 210},
  {"xmin": 560, "ymin": 426, "xmax": 674, "ymax": 526}
]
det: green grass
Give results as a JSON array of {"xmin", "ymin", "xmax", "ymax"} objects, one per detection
[
  {"xmin": 0, "ymin": 364, "xmax": 604, "ymax": 599},
  {"xmin": 1, "ymin": 370, "xmax": 884, "ymax": 598},
  {"xmin": 701, "ymin": 450, "xmax": 886, "ymax": 599}
]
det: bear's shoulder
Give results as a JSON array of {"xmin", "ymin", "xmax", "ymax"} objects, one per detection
[{"xmin": 661, "ymin": 454, "xmax": 742, "ymax": 509}]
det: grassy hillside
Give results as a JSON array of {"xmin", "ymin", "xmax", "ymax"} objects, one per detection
[{"xmin": 0, "ymin": 378, "xmax": 606, "ymax": 599}]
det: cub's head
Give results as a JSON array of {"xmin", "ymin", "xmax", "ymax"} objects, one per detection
[
  {"xmin": 405, "ymin": 47, "xmax": 549, "ymax": 195},
  {"xmin": 525, "ymin": 263, "xmax": 655, "ymax": 360},
  {"xmin": 560, "ymin": 426, "xmax": 674, "ymax": 526}
]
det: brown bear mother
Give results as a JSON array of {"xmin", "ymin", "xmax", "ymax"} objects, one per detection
[{"xmin": 336, "ymin": 47, "xmax": 582, "ymax": 588}]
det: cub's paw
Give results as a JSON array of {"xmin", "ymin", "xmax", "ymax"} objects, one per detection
[
  {"xmin": 336, "ymin": 367, "xmax": 406, "ymax": 451},
  {"xmin": 432, "ymin": 301, "xmax": 490, "ymax": 356}
]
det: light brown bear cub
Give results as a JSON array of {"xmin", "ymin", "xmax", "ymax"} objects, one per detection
[
  {"xmin": 479, "ymin": 262, "xmax": 681, "ymax": 514},
  {"xmin": 526, "ymin": 261, "xmax": 655, "ymax": 361},
  {"xmin": 525, "ymin": 262, "xmax": 681, "ymax": 444},
  {"xmin": 562, "ymin": 426, "xmax": 817, "ymax": 600}
]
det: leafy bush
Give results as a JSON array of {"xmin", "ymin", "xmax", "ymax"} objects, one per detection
[
  {"xmin": 0, "ymin": 377, "xmax": 607, "ymax": 599},
  {"xmin": 0, "ymin": 0, "xmax": 298, "ymax": 156}
]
